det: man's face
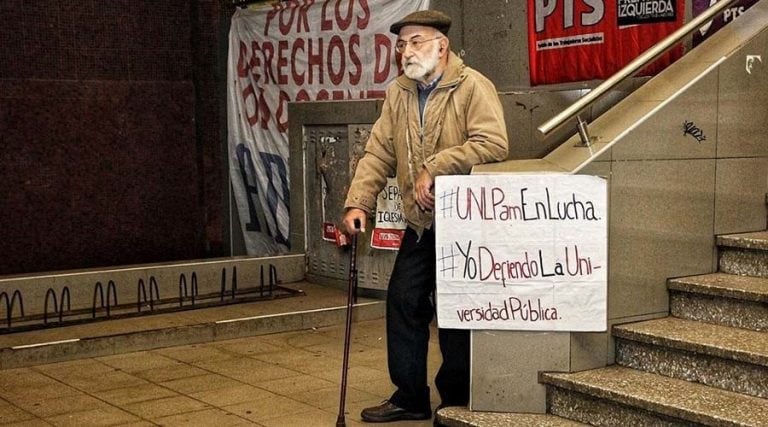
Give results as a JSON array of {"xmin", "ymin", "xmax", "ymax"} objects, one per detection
[{"xmin": 397, "ymin": 26, "xmax": 443, "ymax": 82}]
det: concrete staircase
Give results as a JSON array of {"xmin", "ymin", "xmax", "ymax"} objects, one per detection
[{"xmin": 541, "ymin": 231, "xmax": 768, "ymax": 426}]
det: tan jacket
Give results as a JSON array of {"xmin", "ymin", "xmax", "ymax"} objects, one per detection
[{"xmin": 344, "ymin": 52, "xmax": 509, "ymax": 234}]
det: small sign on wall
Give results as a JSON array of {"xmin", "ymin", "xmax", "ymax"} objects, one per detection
[
  {"xmin": 371, "ymin": 177, "xmax": 406, "ymax": 250},
  {"xmin": 693, "ymin": 0, "xmax": 759, "ymax": 47},
  {"xmin": 434, "ymin": 175, "xmax": 608, "ymax": 331}
]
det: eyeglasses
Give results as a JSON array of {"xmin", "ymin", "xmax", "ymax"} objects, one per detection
[{"xmin": 395, "ymin": 36, "xmax": 443, "ymax": 54}]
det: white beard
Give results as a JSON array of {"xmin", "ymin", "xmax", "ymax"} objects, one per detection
[{"xmin": 403, "ymin": 42, "xmax": 440, "ymax": 82}]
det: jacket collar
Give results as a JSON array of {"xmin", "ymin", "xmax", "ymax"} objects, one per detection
[{"xmin": 396, "ymin": 51, "xmax": 464, "ymax": 93}]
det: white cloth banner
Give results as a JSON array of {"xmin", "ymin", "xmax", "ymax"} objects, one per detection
[
  {"xmin": 227, "ymin": 0, "xmax": 428, "ymax": 255},
  {"xmin": 434, "ymin": 175, "xmax": 608, "ymax": 331}
]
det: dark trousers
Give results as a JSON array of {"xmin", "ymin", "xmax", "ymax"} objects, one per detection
[{"xmin": 387, "ymin": 227, "xmax": 470, "ymax": 413}]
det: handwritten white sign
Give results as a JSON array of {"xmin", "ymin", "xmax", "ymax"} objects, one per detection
[{"xmin": 434, "ymin": 175, "xmax": 607, "ymax": 331}]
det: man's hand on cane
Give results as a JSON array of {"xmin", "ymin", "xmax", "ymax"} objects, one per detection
[{"xmin": 342, "ymin": 208, "xmax": 367, "ymax": 235}]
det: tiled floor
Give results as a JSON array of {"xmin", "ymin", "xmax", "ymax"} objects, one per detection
[{"xmin": 0, "ymin": 318, "xmax": 443, "ymax": 426}]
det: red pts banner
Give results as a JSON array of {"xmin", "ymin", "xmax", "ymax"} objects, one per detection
[{"xmin": 528, "ymin": 0, "xmax": 685, "ymax": 86}]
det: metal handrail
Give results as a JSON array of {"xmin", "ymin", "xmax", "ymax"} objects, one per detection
[{"xmin": 538, "ymin": 0, "xmax": 740, "ymax": 138}]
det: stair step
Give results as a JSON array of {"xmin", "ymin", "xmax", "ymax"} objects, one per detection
[
  {"xmin": 436, "ymin": 406, "xmax": 587, "ymax": 426},
  {"xmin": 670, "ymin": 273, "xmax": 768, "ymax": 302},
  {"xmin": 669, "ymin": 273, "xmax": 768, "ymax": 331},
  {"xmin": 614, "ymin": 317, "xmax": 768, "ymax": 397},
  {"xmin": 541, "ymin": 366, "xmax": 768, "ymax": 426},
  {"xmin": 614, "ymin": 317, "xmax": 768, "ymax": 366},
  {"xmin": 718, "ymin": 231, "xmax": 768, "ymax": 278},
  {"xmin": 718, "ymin": 231, "xmax": 768, "ymax": 251}
]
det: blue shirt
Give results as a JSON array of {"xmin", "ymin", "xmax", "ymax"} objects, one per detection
[{"xmin": 417, "ymin": 75, "xmax": 442, "ymax": 126}]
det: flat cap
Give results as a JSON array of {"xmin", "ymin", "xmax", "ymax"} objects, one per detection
[{"xmin": 389, "ymin": 10, "xmax": 451, "ymax": 35}]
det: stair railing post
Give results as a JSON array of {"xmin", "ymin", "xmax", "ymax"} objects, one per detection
[{"xmin": 575, "ymin": 115, "xmax": 595, "ymax": 147}]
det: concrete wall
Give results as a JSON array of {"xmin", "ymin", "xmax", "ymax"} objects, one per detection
[{"xmin": 0, "ymin": 1, "xmax": 230, "ymax": 276}]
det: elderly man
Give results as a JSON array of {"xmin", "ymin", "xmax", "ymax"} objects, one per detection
[{"xmin": 342, "ymin": 10, "xmax": 509, "ymax": 423}]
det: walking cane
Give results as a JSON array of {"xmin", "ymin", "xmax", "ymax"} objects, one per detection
[{"xmin": 336, "ymin": 219, "xmax": 360, "ymax": 427}]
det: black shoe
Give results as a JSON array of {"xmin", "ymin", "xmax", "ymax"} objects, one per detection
[{"xmin": 360, "ymin": 400, "xmax": 431, "ymax": 423}]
